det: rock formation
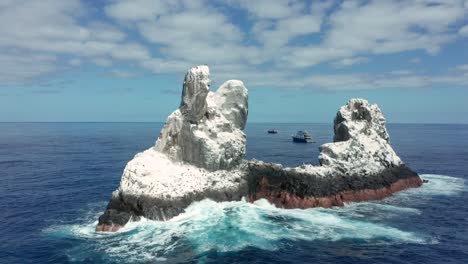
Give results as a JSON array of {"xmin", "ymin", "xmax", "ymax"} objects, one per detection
[
  {"xmin": 248, "ymin": 99, "xmax": 422, "ymax": 208},
  {"xmin": 96, "ymin": 65, "xmax": 249, "ymax": 232},
  {"xmin": 155, "ymin": 65, "xmax": 248, "ymax": 171},
  {"xmin": 96, "ymin": 66, "xmax": 422, "ymax": 232}
]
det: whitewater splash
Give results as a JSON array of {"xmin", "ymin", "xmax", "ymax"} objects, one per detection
[{"xmin": 44, "ymin": 174, "xmax": 464, "ymax": 263}]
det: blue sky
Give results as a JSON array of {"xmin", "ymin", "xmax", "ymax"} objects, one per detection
[{"xmin": 1, "ymin": 0, "xmax": 468, "ymax": 123}]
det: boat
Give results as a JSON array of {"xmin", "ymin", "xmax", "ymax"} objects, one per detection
[
  {"xmin": 267, "ymin": 129, "xmax": 278, "ymax": 134},
  {"xmin": 292, "ymin": 130, "xmax": 314, "ymax": 143}
]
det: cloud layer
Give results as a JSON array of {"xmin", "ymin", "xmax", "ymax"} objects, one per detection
[{"xmin": 1, "ymin": 0, "xmax": 468, "ymax": 90}]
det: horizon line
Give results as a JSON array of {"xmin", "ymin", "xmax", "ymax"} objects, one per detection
[{"xmin": 1, "ymin": 121, "xmax": 467, "ymax": 125}]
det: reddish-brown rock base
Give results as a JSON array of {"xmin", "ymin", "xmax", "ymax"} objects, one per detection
[
  {"xmin": 248, "ymin": 176, "xmax": 423, "ymax": 209},
  {"xmin": 95, "ymin": 224, "xmax": 123, "ymax": 232}
]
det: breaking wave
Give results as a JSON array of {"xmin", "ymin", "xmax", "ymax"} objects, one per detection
[{"xmin": 43, "ymin": 174, "xmax": 463, "ymax": 263}]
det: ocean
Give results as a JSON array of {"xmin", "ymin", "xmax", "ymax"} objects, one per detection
[{"xmin": 0, "ymin": 122, "xmax": 467, "ymax": 263}]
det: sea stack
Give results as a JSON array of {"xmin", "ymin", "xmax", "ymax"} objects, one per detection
[
  {"xmin": 248, "ymin": 99, "xmax": 423, "ymax": 208},
  {"xmin": 96, "ymin": 66, "xmax": 422, "ymax": 232},
  {"xmin": 96, "ymin": 65, "xmax": 249, "ymax": 232}
]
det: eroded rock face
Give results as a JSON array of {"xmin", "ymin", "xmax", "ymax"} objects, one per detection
[
  {"xmin": 155, "ymin": 67, "xmax": 248, "ymax": 171},
  {"xmin": 318, "ymin": 99, "xmax": 402, "ymax": 176},
  {"xmin": 180, "ymin": 65, "xmax": 210, "ymax": 123},
  {"xmin": 333, "ymin": 98, "xmax": 389, "ymax": 143},
  {"xmin": 214, "ymin": 80, "xmax": 248, "ymax": 130}
]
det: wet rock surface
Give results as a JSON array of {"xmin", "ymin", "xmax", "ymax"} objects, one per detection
[{"xmin": 98, "ymin": 183, "xmax": 249, "ymax": 231}]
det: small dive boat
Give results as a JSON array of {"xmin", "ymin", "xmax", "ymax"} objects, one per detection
[
  {"xmin": 267, "ymin": 129, "xmax": 278, "ymax": 134},
  {"xmin": 292, "ymin": 130, "xmax": 314, "ymax": 143}
]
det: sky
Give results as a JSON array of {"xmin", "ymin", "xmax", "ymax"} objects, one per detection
[{"xmin": 1, "ymin": 0, "xmax": 468, "ymax": 123}]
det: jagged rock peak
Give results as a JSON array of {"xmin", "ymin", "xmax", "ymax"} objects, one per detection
[
  {"xmin": 317, "ymin": 98, "xmax": 402, "ymax": 175},
  {"xmin": 214, "ymin": 80, "xmax": 248, "ymax": 130},
  {"xmin": 155, "ymin": 65, "xmax": 248, "ymax": 171},
  {"xmin": 334, "ymin": 98, "xmax": 390, "ymax": 143},
  {"xmin": 180, "ymin": 65, "xmax": 211, "ymax": 123}
]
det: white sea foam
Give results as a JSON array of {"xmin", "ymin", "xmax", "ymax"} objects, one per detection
[
  {"xmin": 44, "ymin": 201, "xmax": 424, "ymax": 262},
  {"xmin": 382, "ymin": 174, "xmax": 465, "ymax": 205},
  {"xmin": 44, "ymin": 174, "xmax": 463, "ymax": 263},
  {"xmin": 418, "ymin": 174, "xmax": 465, "ymax": 195}
]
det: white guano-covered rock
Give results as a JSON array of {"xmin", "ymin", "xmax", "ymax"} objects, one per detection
[
  {"xmin": 180, "ymin": 65, "xmax": 210, "ymax": 123},
  {"xmin": 118, "ymin": 148, "xmax": 247, "ymax": 199},
  {"xmin": 121, "ymin": 65, "xmax": 248, "ymax": 201},
  {"xmin": 297, "ymin": 98, "xmax": 402, "ymax": 176},
  {"xmin": 214, "ymin": 80, "xmax": 248, "ymax": 130}
]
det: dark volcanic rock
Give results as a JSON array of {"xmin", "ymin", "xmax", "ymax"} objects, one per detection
[
  {"xmin": 96, "ymin": 183, "xmax": 248, "ymax": 232},
  {"xmin": 247, "ymin": 160, "xmax": 421, "ymax": 209}
]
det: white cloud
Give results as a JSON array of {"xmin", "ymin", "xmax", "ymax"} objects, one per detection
[
  {"xmin": 253, "ymin": 14, "xmax": 323, "ymax": 48},
  {"xmin": 282, "ymin": 0, "xmax": 467, "ymax": 67},
  {"xmin": 332, "ymin": 57, "xmax": 369, "ymax": 67},
  {"xmin": 104, "ymin": 0, "xmax": 173, "ymax": 21},
  {"xmin": 285, "ymin": 46, "xmax": 352, "ymax": 67},
  {"xmin": 111, "ymin": 70, "xmax": 139, "ymax": 78},
  {"xmin": 0, "ymin": 0, "xmax": 149, "ymax": 83},
  {"xmin": 456, "ymin": 64, "xmax": 468, "ymax": 71},
  {"xmin": 389, "ymin": 70, "xmax": 413, "ymax": 75},
  {"xmin": 0, "ymin": 53, "xmax": 57, "ymax": 85},
  {"xmin": 88, "ymin": 22, "xmax": 126, "ymax": 42},
  {"xmin": 139, "ymin": 58, "xmax": 189, "ymax": 73},
  {"xmin": 92, "ymin": 58, "xmax": 113, "ymax": 67},
  {"xmin": 230, "ymin": 0, "xmax": 304, "ymax": 19},
  {"xmin": 68, "ymin": 58, "xmax": 81, "ymax": 66},
  {"xmin": 236, "ymin": 71, "xmax": 468, "ymax": 91},
  {"xmin": 138, "ymin": 11, "xmax": 242, "ymax": 44},
  {"xmin": 459, "ymin": 25, "xmax": 468, "ymax": 36},
  {"xmin": 136, "ymin": 6, "xmax": 245, "ymax": 64},
  {"xmin": 248, "ymin": 1, "xmax": 333, "ymax": 50},
  {"xmin": 0, "ymin": 0, "xmax": 88, "ymax": 43},
  {"xmin": 0, "ymin": 0, "xmax": 468, "ymax": 92},
  {"xmin": 410, "ymin": 57, "xmax": 421, "ymax": 64},
  {"xmin": 108, "ymin": 43, "xmax": 150, "ymax": 61}
]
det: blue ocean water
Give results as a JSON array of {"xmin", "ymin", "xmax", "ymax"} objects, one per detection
[{"xmin": 0, "ymin": 122, "xmax": 467, "ymax": 263}]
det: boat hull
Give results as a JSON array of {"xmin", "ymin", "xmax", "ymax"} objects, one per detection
[{"xmin": 292, "ymin": 136, "xmax": 313, "ymax": 143}]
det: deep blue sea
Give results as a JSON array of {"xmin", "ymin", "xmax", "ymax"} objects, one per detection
[{"xmin": 1, "ymin": 123, "xmax": 467, "ymax": 263}]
